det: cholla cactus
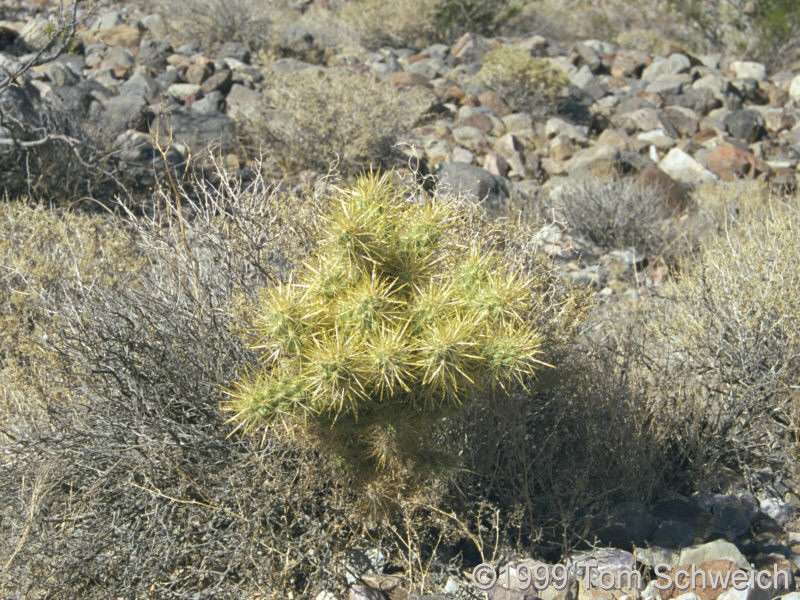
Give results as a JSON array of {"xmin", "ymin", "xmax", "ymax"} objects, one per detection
[{"xmin": 225, "ymin": 172, "xmax": 548, "ymax": 473}]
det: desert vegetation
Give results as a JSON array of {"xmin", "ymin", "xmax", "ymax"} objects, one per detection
[{"xmin": 2, "ymin": 0, "xmax": 800, "ymax": 597}]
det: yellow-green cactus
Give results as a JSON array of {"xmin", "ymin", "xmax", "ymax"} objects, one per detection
[{"xmin": 225, "ymin": 171, "xmax": 548, "ymax": 473}]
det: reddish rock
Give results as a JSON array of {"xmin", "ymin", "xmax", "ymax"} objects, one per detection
[
  {"xmin": 768, "ymin": 86, "xmax": 789, "ymax": 107},
  {"xmin": 456, "ymin": 112, "xmax": 494, "ymax": 134},
  {"xmin": 661, "ymin": 560, "xmax": 740, "ymax": 600},
  {"xmin": 706, "ymin": 143, "xmax": 758, "ymax": 181},
  {"xmin": 692, "ymin": 128, "xmax": 719, "ymax": 143},
  {"xmin": 478, "ymin": 89, "xmax": 511, "ymax": 117},
  {"xmin": 634, "ymin": 165, "xmax": 689, "ymax": 211},
  {"xmin": 81, "ymin": 24, "xmax": 142, "ymax": 48},
  {"xmin": 185, "ymin": 60, "xmax": 213, "ymax": 85},
  {"xmin": 388, "ymin": 72, "xmax": 430, "ymax": 88}
]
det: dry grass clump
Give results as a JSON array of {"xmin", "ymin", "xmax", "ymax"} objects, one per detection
[
  {"xmin": 255, "ymin": 68, "xmax": 422, "ymax": 176},
  {"xmin": 553, "ymin": 175, "xmax": 692, "ymax": 260},
  {"xmin": 167, "ymin": 0, "xmax": 281, "ymax": 53},
  {"xmin": 340, "ymin": 0, "xmax": 521, "ymax": 50},
  {"xmin": 633, "ymin": 194, "xmax": 800, "ymax": 487},
  {"xmin": 477, "ymin": 47, "xmax": 568, "ymax": 117}
]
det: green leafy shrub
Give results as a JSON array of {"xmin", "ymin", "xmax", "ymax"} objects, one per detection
[
  {"xmin": 226, "ymin": 171, "xmax": 550, "ymax": 475},
  {"xmin": 255, "ymin": 68, "xmax": 422, "ymax": 176},
  {"xmin": 477, "ymin": 47, "xmax": 568, "ymax": 117}
]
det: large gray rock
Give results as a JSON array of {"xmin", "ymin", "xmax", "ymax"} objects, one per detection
[
  {"xmin": 100, "ymin": 94, "xmax": 150, "ymax": 137},
  {"xmin": 153, "ymin": 109, "xmax": 236, "ymax": 151},
  {"xmin": 724, "ymin": 109, "xmax": 765, "ymax": 142},
  {"xmin": 436, "ymin": 162, "xmax": 511, "ymax": 212},
  {"xmin": 225, "ymin": 84, "xmax": 266, "ymax": 122}
]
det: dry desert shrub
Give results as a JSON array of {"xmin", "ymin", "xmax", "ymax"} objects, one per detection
[
  {"xmin": 167, "ymin": 0, "xmax": 280, "ymax": 52},
  {"xmin": 553, "ymin": 175, "xmax": 692, "ymax": 260},
  {"xmin": 477, "ymin": 47, "xmax": 568, "ymax": 118},
  {"xmin": 254, "ymin": 68, "xmax": 423, "ymax": 176},
  {"xmin": 633, "ymin": 194, "xmax": 800, "ymax": 487},
  {"xmin": 340, "ymin": 0, "xmax": 521, "ymax": 50}
]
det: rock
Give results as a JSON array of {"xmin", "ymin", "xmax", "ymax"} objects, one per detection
[
  {"xmin": 91, "ymin": 11, "xmax": 124, "ymax": 30},
  {"xmin": 763, "ymin": 109, "xmax": 795, "ymax": 134},
  {"xmin": 723, "ymin": 109, "xmax": 765, "ymax": 142},
  {"xmin": 191, "ymin": 91, "xmax": 223, "ymax": 113},
  {"xmin": 219, "ymin": 41, "xmax": 250, "ymax": 64},
  {"xmin": 788, "ymin": 74, "xmax": 800, "ymax": 104},
  {"xmin": 201, "ymin": 68, "xmax": 233, "ymax": 95},
  {"xmin": 153, "ymin": 110, "xmax": 236, "ymax": 151},
  {"xmin": 571, "ymin": 64, "xmax": 596, "ymax": 89},
  {"xmin": 636, "ymin": 546, "xmax": 680, "ymax": 569},
  {"xmin": 100, "ymin": 94, "xmax": 150, "ymax": 137},
  {"xmin": 141, "ymin": 14, "xmax": 167, "ymax": 38},
  {"xmin": 663, "ymin": 106, "xmax": 700, "ymax": 136},
  {"xmin": 450, "ymin": 32, "xmax": 493, "ymax": 63},
  {"xmin": 646, "ymin": 74, "xmax": 690, "ymax": 96},
  {"xmin": 638, "ymin": 129, "xmax": 677, "ymax": 149},
  {"xmin": 185, "ymin": 60, "xmax": 213, "ymax": 85},
  {"xmin": 493, "ymin": 558, "xmax": 577, "ymax": 600},
  {"xmin": 388, "ymin": 72, "xmax": 430, "ymax": 88},
  {"xmin": 423, "ymin": 137, "xmax": 451, "ymax": 165},
  {"xmin": 651, "ymin": 520, "xmax": 697, "ymax": 548},
  {"xmin": 706, "ymin": 143, "xmax": 758, "ymax": 181},
  {"xmin": 660, "ymin": 560, "xmax": 740, "ymax": 600},
  {"xmin": 478, "ymin": 89, "xmax": 511, "ymax": 117},
  {"xmin": 348, "ymin": 585, "xmax": 386, "ymax": 600},
  {"xmin": 453, "ymin": 125, "xmax": 488, "ymax": 149},
  {"xmin": 570, "ymin": 548, "xmax": 638, "ymax": 597},
  {"xmin": 669, "ymin": 87, "xmax": 720, "ymax": 115},
  {"xmin": 730, "ymin": 61, "xmax": 766, "ymax": 81},
  {"xmin": 167, "ymin": 83, "xmax": 202, "ymax": 104},
  {"xmin": 137, "ymin": 39, "xmax": 173, "ymax": 71},
  {"xmin": 563, "ymin": 144, "xmax": 620, "ymax": 176},
  {"xmin": 119, "ymin": 71, "xmax": 160, "ymax": 102},
  {"xmin": 546, "ymin": 117, "xmax": 588, "ymax": 142},
  {"xmin": 634, "ymin": 165, "xmax": 689, "ymax": 211},
  {"xmin": 760, "ymin": 498, "xmax": 799, "ymax": 527},
  {"xmin": 44, "ymin": 61, "xmax": 80, "ymax": 87},
  {"xmin": 436, "ymin": 162, "xmax": 511, "ymax": 212},
  {"xmin": 596, "ymin": 502, "xmax": 659, "ymax": 548},
  {"xmin": 641, "ymin": 54, "xmax": 692, "ymax": 82},
  {"xmin": 483, "ymin": 152, "xmax": 510, "ymax": 177},
  {"xmin": 225, "ymin": 83, "xmax": 266, "ymax": 122},
  {"xmin": 502, "ymin": 113, "xmax": 535, "ymax": 144},
  {"xmin": 85, "ymin": 25, "xmax": 142, "ymax": 48},
  {"xmin": 679, "ymin": 540, "xmax": 749, "ymax": 570},
  {"xmin": 18, "ymin": 17, "xmax": 51, "ymax": 51},
  {"xmin": 660, "ymin": 148, "xmax": 717, "ymax": 186}
]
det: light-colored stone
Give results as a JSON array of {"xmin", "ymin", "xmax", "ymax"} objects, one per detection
[
  {"xmin": 641, "ymin": 54, "xmax": 691, "ymax": 82},
  {"xmin": 678, "ymin": 540, "xmax": 749, "ymax": 570},
  {"xmin": 659, "ymin": 148, "xmax": 717, "ymax": 186},
  {"xmin": 638, "ymin": 129, "xmax": 677, "ymax": 149},
  {"xmin": 225, "ymin": 83, "xmax": 267, "ymax": 122},
  {"xmin": 788, "ymin": 74, "xmax": 800, "ymax": 105},
  {"xmin": 563, "ymin": 144, "xmax": 620, "ymax": 175},
  {"xmin": 730, "ymin": 61, "xmax": 766, "ymax": 81}
]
